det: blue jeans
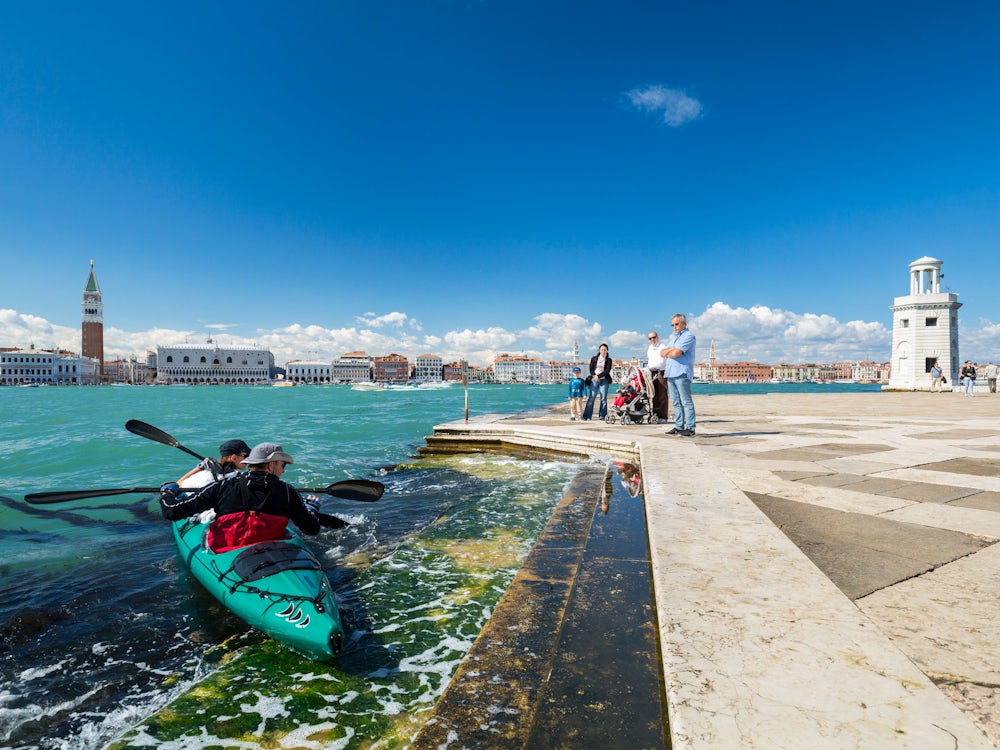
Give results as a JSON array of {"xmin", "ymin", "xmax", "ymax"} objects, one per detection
[
  {"xmin": 667, "ymin": 375, "xmax": 695, "ymax": 429},
  {"xmin": 583, "ymin": 380, "xmax": 609, "ymax": 420},
  {"xmin": 964, "ymin": 377, "xmax": 976, "ymax": 396}
]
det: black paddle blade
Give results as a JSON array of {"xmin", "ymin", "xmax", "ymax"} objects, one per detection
[
  {"xmin": 299, "ymin": 480, "xmax": 385, "ymax": 502},
  {"xmin": 24, "ymin": 487, "xmax": 162, "ymax": 504},
  {"xmin": 125, "ymin": 419, "xmax": 180, "ymax": 447},
  {"xmin": 125, "ymin": 420, "xmax": 204, "ymax": 461},
  {"xmin": 317, "ymin": 512, "xmax": 349, "ymax": 530}
]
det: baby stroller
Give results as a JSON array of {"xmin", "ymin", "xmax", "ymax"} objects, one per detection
[{"xmin": 605, "ymin": 365, "xmax": 656, "ymax": 424}]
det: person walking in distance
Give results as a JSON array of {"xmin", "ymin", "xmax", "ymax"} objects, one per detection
[
  {"xmin": 646, "ymin": 331, "xmax": 670, "ymax": 422},
  {"xmin": 662, "ymin": 314, "xmax": 697, "ymax": 436},
  {"xmin": 930, "ymin": 361, "xmax": 943, "ymax": 393},
  {"xmin": 986, "ymin": 362, "xmax": 998, "ymax": 394},
  {"xmin": 961, "ymin": 360, "xmax": 977, "ymax": 397}
]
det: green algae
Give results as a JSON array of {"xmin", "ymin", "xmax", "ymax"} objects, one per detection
[{"xmin": 108, "ymin": 454, "xmax": 581, "ymax": 749}]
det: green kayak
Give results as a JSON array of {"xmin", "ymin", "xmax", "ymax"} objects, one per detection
[{"xmin": 172, "ymin": 514, "xmax": 344, "ymax": 660}]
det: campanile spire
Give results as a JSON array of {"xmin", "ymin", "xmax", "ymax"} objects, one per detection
[{"xmin": 81, "ymin": 260, "xmax": 105, "ymax": 379}]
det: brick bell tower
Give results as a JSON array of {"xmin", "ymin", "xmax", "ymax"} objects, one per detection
[{"xmin": 81, "ymin": 259, "xmax": 105, "ymax": 380}]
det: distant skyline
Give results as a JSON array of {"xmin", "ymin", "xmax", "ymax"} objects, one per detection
[{"xmin": 2, "ymin": 3, "xmax": 999, "ymax": 366}]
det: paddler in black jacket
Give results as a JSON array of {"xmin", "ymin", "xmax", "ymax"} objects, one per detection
[{"xmin": 159, "ymin": 442, "xmax": 321, "ymax": 553}]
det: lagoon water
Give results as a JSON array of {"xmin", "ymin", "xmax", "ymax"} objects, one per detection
[{"xmin": 0, "ymin": 381, "xmax": 879, "ymax": 748}]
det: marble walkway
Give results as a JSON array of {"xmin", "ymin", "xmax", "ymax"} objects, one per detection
[{"xmin": 419, "ymin": 391, "xmax": 1000, "ymax": 749}]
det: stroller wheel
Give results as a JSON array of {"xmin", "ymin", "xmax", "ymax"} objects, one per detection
[{"xmin": 605, "ymin": 413, "xmax": 618, "ymax": 424}]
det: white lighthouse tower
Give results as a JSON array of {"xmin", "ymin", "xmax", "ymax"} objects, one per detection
[{"xmin": 887, "ymin": 257, "xmax": 960, "ymax": 390}]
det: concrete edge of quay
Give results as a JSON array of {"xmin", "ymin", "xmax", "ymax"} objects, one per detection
[{"xmin": 421, "ymin": 393, "xmax": 1000, "ymax": 749}]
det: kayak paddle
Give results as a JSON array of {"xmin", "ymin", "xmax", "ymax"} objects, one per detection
[
  {"xmin": 24, "ymin": 480, "xmax": 382, "ymax": 505},
  {"xmin": 124, "ymin": 420, "xmax": 384, "ymax": 502},
  {"xmin": 22, "ymin": 487, "xmax": 349, "ymax": 529}
]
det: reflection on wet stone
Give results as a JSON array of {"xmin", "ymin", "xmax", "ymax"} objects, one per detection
[{"xmin": 412, "ymin": 462, "xmax": 667, "ymax": 749}]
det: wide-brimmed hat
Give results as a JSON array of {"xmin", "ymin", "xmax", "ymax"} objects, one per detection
[{"xmin": 244, "ymin": 442, "xmax": 294, "ymax": 465}]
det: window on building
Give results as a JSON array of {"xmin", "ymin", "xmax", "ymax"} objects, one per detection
[
  {"xmin": 166, "ymin": 356, "xmax": 174, "ymax": 363},
  {"xmin": 901, "ymin": 319, "xmax": 909, "ymax": 328},
  {"xmin": 183, "ymin": 356, "xmax": 190, "ymax": 363},
  {"xmin": 925, "ymin": 318, "xmax": 937, "ymax": 326},
  {"xmin": 925, "ymin": 357, "xmax": 937, "ymax": 373}
]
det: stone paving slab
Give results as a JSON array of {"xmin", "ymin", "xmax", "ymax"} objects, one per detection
[
  {"xmin": 748, "ymin": 443, "xmax": 894, "ymax": 462},
  {"xmin": 747, "ymin": 492, "xmax": 992, "ymax": 599},
  {"xmin": 859, "ymin": 544, "xmax": 1000, "ymax": 747},
  {"xmin": 920, "ymin": 457, "xmax": 1000, "ymax": 477},
  {"xmin": 952, "ymin": 491, "xmax": 1000, "ymax": 512},
  {"xmin": 878, "ymin": 481, "xmax": 981, "ymax": 503}
]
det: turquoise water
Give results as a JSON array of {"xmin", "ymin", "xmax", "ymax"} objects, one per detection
[{"xmin": 0, "ymin": 381, "xmax": 879, "ymax": 748}]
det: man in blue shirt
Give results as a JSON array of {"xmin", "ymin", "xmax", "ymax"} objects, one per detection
[{"xmin": 662, "ymin": 313, "xmax": 697, "ymax": 436}]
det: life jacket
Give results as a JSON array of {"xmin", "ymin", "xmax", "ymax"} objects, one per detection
[{"xmin": 206, "ymin": 478, "xmax": 292, "ymax": 553}]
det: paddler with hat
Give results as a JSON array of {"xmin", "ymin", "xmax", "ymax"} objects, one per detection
[{"xmin": 160, "ymin": 442, "xmax": 322, "ymax": 552}]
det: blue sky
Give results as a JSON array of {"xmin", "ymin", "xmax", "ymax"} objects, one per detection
[{"xmin": 2, "ymin": 1, "xmax": 999, "ymax": 366}]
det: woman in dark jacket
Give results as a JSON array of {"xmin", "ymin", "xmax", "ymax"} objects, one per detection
[{"xmin": 582, "ymin": 343, "xmax": 613, "ymax": 420}]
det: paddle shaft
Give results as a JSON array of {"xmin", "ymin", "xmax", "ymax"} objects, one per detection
[{"xmin": 24, "ymin": 480, "xmax": 378, "ymax": 504}]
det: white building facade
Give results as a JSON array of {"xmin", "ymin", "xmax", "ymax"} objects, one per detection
[
  {"xmin": 414, "ymin": 354, "xmax": 443, "ymax": 382},
  {"xmin": 887, "ymin": 256, "xmax": 961, "ymax": 390},
  {"xmin": 332, "ymin": 351, "xmax": 373, "ymax": 382},
  {"xmin": 285, "ymin": 360, "xmax": 333, "ymax": 384},
  {"xmin": 491, "ymin": 355, "xmax": 550, "ymax": 383},
  {"xmin": 1, "ymin": 348, "xmax": 100, "ymax": 385},
  {"xmin": 155, "ymin": 345, "xmax": 273, "ymax": 385}
]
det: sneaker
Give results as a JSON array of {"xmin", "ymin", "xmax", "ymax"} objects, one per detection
[
  {"xmin": 665, "ymin": 427, "xmax": 681, "ymax": 435},
  {"xmin": 680, "ymin": 428, "xmax": 696, "ymax": 437}
]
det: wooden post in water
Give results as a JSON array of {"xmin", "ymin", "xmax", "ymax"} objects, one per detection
[{"xmin": 462, "ymin": 372, "xmax": 469, "ymax": 422}]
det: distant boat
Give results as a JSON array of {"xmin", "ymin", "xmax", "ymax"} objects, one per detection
[
  {"xmin": 351, "ymin": 382, "xmax": 383, "ymax": 391},
  {"xmin": 417, "ymin": 381, "xmax": 453, "ymax": 389},
  {"xmin": 272, "ymin": 381, "xmax": 295, "ymax": 387}
]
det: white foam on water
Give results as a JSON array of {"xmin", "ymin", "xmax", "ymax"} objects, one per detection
[
  {"xmin": 239, "ymin": 691, "xmax": 290, "ymax": 736},
  {"xmin": 16, "ymin": 658, "xmax": 67, "ymax": 681}
]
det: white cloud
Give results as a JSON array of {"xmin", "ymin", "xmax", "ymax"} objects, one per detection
[
  {"xmin": 356, "ymin": 311, "xmax": 420, "ymax": 330},
  {"xmin": 8, "ymin": 303, "xmax": 999, "ymax": 371},
  {"xmin": 518, "ymin": 313, "xmax": 602, "ymax": 355},
  {"xmin": 690, "ymin": 302, "xmax": 891, "ymax": 363},
  {"xmin": 625, "ymin": 85, "xmax": 703, "ymax": 127}
]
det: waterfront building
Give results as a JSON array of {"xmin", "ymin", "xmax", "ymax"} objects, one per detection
[
  {"xmin": 887, "ymin": 256, "xmax": 961, "ymax": 390},
  {"xmin": 374, "ymin": 353, "xmax": 409, "ymax": 383},
  {"xmin": 332, "ymin": 351, "xmax": 373, "ymax": 383},
  {"xmin": 104, "ymin": 355, "xmax": 153, "ymax": 384},
  {"xmin": 443, "ymin": 360, "xmax": 467, "ymax": 382},
  {"xmin": 285, "ymin": 360, "xmax": 332, "ymax": 384},
  {"xmin": 852, "ymin": 361, "xmax": 889, "ymax": 383},
  {"xmin": 155, "ymin": 344, "xmax": 273, "ymax": 385},
  {"xmin": 81, "ymin": 260, "xmax": 105, "ymax": 380},
  {"xmin": 713, "ymin": 361, "xmax": 774, "ymax": 382},
  {"xmin": 491, "ymin": 354, "xmax": 549, "ymax": 383},
  {"xmin": 550, "ymin": 361, "xmax": 574, "ymax": 383},
  {"xmin": 1, "ymin": 347, "xmax": 99, "ymax": 385},
  {"xmin": 414, "ymin": 354, "xmax": 443, "ymax": 382}
]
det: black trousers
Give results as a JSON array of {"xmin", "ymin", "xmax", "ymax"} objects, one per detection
[{"xmin": 650, "ymin": 371, "xmax": 669, "ymax": 420}]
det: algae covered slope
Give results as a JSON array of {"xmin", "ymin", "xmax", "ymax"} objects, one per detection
[{"xmin": 109, "ymin": 453, "xmax": 583, "ymax": 749}]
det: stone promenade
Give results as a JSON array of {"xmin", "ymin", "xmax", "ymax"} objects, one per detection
[{"xmin": 422, "ymin": 391, "xmax": 1000, "ymax": 748}]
